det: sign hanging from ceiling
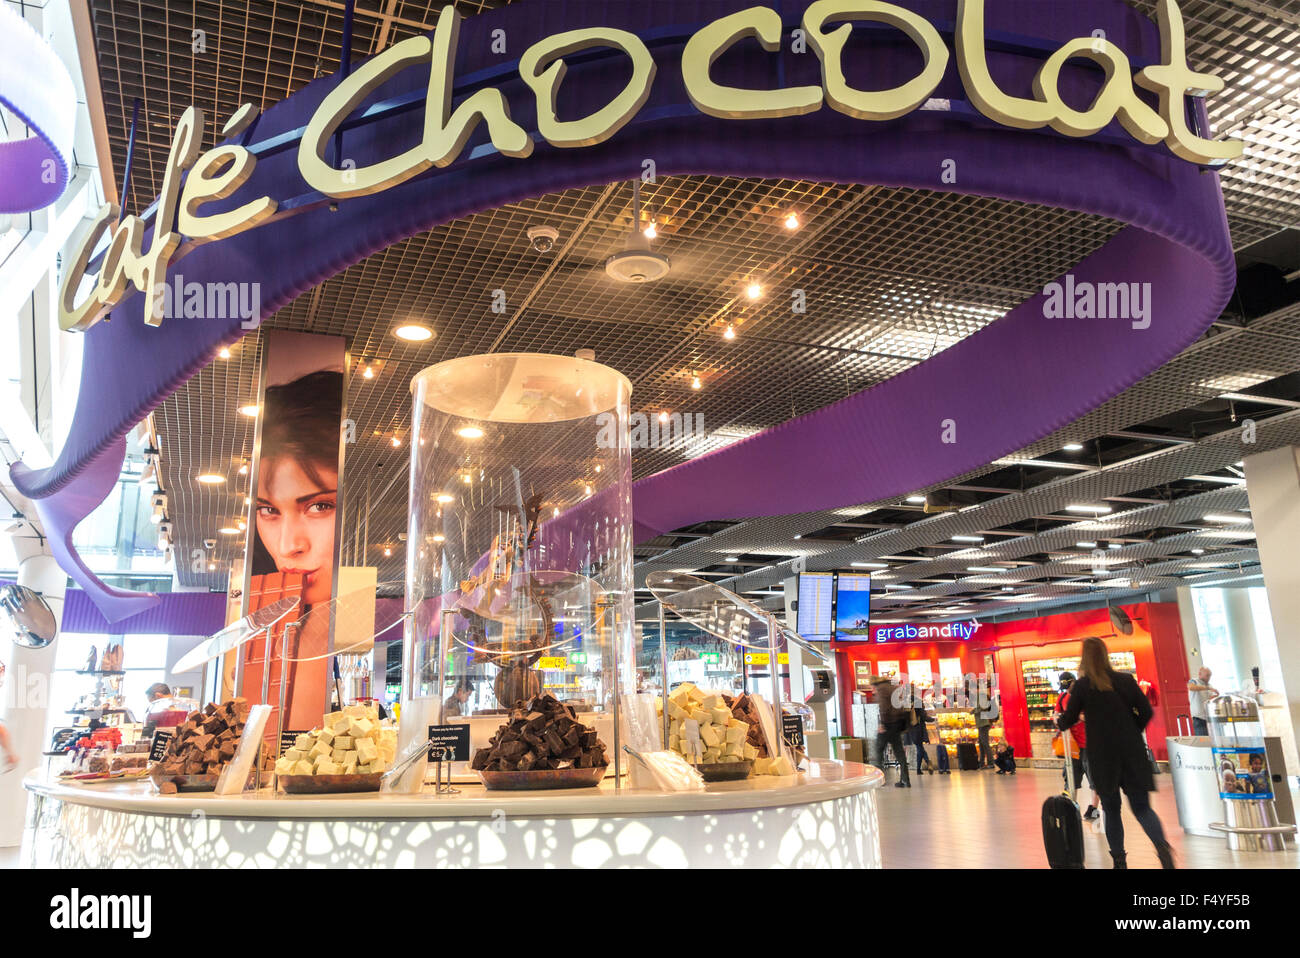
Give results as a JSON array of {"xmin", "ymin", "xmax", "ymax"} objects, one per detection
[{"xmin": 13, "ymin": 0, "xmax": 1241, "ymax": 621}]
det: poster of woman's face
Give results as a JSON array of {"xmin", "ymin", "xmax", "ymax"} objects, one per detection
[
  {"xmin": 250, "ymin": 337, "xmax": 346, "ymax": 610},
  {"xmin": 252, "ymin": 370, "xmax": 343, "ymax": 607}
]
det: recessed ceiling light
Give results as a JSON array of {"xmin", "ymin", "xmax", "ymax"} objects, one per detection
[
  {"xmin": 658, "ymin": 411, "xmax": 669, "ymax": 423},
  {"xmin": 390, "ymin": 436, "xmax": 401, "ymax": 447},
  {"xmin": 237, "ymin": 463, "xmax": 249, "ymax": 476},
  {"xmin": 218, "ymin": 347, "xmax": 231, "ymax": 360},
  {"xmin": 746, "ymin": 282, "xmax": 762, "ymax": 300},
  {"xmin": 723, "ymin": 323, "xmax": 736, "ymax": 340},
  {"xmin": 456, "ymin": 426, "xmax": 484, "ymax": 439},
  {"xmin": 196, "ymin": 473, "xmax": 225, "ymax": 485},
  {"xmin": 383, "ymin": 546, "xmax": 392, "ymax": 557},
  {"xmin": 1108, "ymin": 543, "xmax": 1122, "ymax": 550},
  {"xmin": 853, "ymin": 562, "xmax": 889, "ymax": 569},
  {"xmin": 1066, "ymin": 504, "xmax": 1112, "ymax": 514},
  {"xmin": 691, "ymin": 374, "xmax": 702, "ymax": 390},
  {"xmin": 906, "ymin": 496, "xmax": 926, "ymax": 504},
  {"xmin": 1076, "ymin": 541, "xmax": 1097, "ymax": 548},
  {"xmin": 1191, "ymin": 548, "xmax": 1205, "ymax": 555},
  {"xmin": 643, "ymin": 220, "xmax": 658, "ymax": 240},
  {"xmin": 362, "ymin": 365, "xmax": 375, "ymax": 380},
  {"xmin": 436, "ymin": 493, "xmax": 454, "ymax": 504},
  {"xmin": 966, "ymin": 566, "xmax": 1003, "ymax": 573},
  {"xmin": 1063, "ymin": 442, "xmax": 1084, "ymax": 451},
  {"xmin": 724, "ymin": 556, "xmax": 740, "ymax": 563},
  {"xmin": 218, "ymin": 527, "xmax": 238, "ymax": 535},
  {"xmin": 952, "ymin": 535, "xmax": 984, "ymax": 543},
  {"xmin": 784, "ymin": 212, "xmax": 800, "ymax": 230},
  {"xmin": 1203, "ymin": 514, "xmax": 1250, "ymax": 524},
  {"xmin": 433, "ymin": 534, "xmax": 445, "ymax": 543},
  {"xmin": 393, "ymin": 323, "xmax": 434, "ymax": 342},
  {"xmin": 238, "ymin": 404, "xmax": 258, "ymax": 417}
]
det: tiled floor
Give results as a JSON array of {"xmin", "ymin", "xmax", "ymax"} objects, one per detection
[{"xmin": 876, "ymin": 766, "xmax": 1300, "ymax": 869}]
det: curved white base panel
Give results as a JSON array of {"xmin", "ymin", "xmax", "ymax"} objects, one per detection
[{"xmin": 25, "ymin": 760, "xmax": 883, "ymax": 868}]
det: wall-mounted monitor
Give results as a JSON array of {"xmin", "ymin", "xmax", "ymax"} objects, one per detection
[
  {"xmin": 833, "ymin": 572, "xmax": 871, "ymax": 639},
  {"xmin": 796, "ymin": 572, "xmax": 833, "ymax": 641}
]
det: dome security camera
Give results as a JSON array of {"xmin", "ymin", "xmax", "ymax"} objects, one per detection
[
  {"xmin": 158, "ymin": 521, "xmax": 173, "ymax": 538},
  {"xmin": 203, "ymin": 538, "xmax": 217, "ymax": 550},
  {"xmin": 526, "ymin": 225, "xmax": 559, "ymax": 254}
]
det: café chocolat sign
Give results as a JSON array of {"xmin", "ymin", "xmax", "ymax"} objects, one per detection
[{"xmin": 59, "ymin": 0, "xmax": 1239, "ymax": 335}]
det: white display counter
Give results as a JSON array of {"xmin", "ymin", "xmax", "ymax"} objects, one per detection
[{"xmin": 23, "ymin": 759, "xmax": 883, "ymax": 868}]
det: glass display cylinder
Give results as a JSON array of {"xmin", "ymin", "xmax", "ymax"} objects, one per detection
[{"xmin": 403, "ymin": 353, "xmax": 634, "ymax": 784}]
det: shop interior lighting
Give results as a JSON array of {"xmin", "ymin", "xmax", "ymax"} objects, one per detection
[
  {"xmin": 951, "ymin": 535, "xmax": 984, "ymax": 543},
  {"xmin": 196, "ymin": 473, "xmax": 226, "ymax": 485},
  {"xmin": 1191, "ymin": 548, "xmax": 1206, "ymax": 555},
  {"xmin": 218, "ymin": 527, "xmax": 238, "ymax": 535},
  {"xmin": 1108, "ymin": 543, "xmax": 1123, "ymax": 549},
  {"xmin": 905, "ymin": 495, "xmax": 926, "ymax": 504},
  {"xmin": 724, "ymin": 556, "xmax": 740, "ymax": 563},
  {"xmin": 236, "ymin": 520, "xmax": 246, "ymax": 531},
  {"xmin": 966, "ymin": 566, "xmax": 1003, "ymax": 573},
  {"xmin": 433, "ymin": 534, "xmax": 445, "ymax": 543},
  {"xmin": 657, "ymin": 411, "xmax": 669, "ymax": 423},
  {"xmin": 393, "ymin": 323, "xmax": 434, "ymax": 342},
  {"xmin": 435, "ymin": 493, "xmax": 454, "ymax": 504},
  {"xmin": 362, "ymin": 365, "xmax": 375, "ymax": 380},
  {"xmin": 208, "ymin": 562, "xmax": 216, "ymax": 571},
  {"xmin": 691, "ymin": 373, "xmax": 702, "ymax": 390},
  {"xmin": 643, "ymin": 220, "xmax": 657, "ymax": 240},
  {"xmin": 746, "ymin": 282, "xmax": 762, "ymax": 300},
  {"xmin": 1076, "ymin": 541, "xmax": 1098, "ymax": 548},
  {"xmin": 391, "ymin": 436, "xmax": 401, "ymax": 447},
  {"xmin": 1065, "ymin": 504, "xmax": 1112, "ymax": 514},
  {"xmin": 218, "ymin": 347, "xmax": 231, "ymax": 360},
  {"xmin": 237, "ymin": 463, "xmax": 248, "ymax": 476},
  {"xmin": 456, "ymin": 425, "xmax": 485, "ymax": 439}
]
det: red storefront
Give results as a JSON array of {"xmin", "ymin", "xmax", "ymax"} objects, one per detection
[{"xmin": 831, "ymin": 602, "xmax": 1191, "ymax": 760}]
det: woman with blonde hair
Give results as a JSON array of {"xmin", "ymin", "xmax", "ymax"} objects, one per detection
[{"xmin": 1057, "ymin": 636, "xmax": 1174, "ymax": 869}]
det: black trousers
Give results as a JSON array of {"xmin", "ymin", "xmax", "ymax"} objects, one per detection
[
  {"xmin": 877, "ymin": 728, "xmax": 911, "ymax": 783},
  {"xmin": 1099, "ymin": 788, "xmax": 1167, "ymax": 858},
  {"xmin": 977, "ymin": 726, "xmax": 993, "ymax": 766}
]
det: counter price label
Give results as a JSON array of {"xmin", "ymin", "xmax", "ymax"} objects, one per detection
[
  {"xmin": 537, "ymin": 656, "xmax": 569, "ymax": 670},
  {"xmin": 148, "ymin": 729, "xmax": 175, "ymax": 762},
  {"xmin": 279, "ymin": 730, "xmax": 308, "ymax": 757},
  {"xmin": 427, "ymin": 724, "xmax": 471, "ymax": 762},
  {"xmin": 781, "ymin": 714, "xmax": 806, "ymax": 752}
]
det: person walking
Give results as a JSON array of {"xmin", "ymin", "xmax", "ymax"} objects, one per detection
[
  {"xmin": 870, "ymin": 674, "xmax": 912, "ymax": 788},
  {"xmin": 973, "ymin": 682, "xmax": 998, "ymax": 768},
  {"xmin": 1057, "ymin": 637, "xmax": 1175, "ymax": 869},
  {"xmin": 1186, "ymin": 666, "xmax": 1217, "ymax": 737},
  {"xmin": 1056, "ymin": 672, "xmax": 1100, "ymax": 821},
  {"xmin": 909, "ymin": 689, "xmax": 935, "ymax": 774}
]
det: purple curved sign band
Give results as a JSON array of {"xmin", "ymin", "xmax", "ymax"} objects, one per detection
[{"xmin": 11, "ymin": 1, "xmax": 1235, "ymax": 618}]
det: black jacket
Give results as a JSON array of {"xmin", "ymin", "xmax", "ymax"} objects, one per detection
[{"xmin": 1057, "ymin": 671, "xmax": 1154, "ymax": 795}]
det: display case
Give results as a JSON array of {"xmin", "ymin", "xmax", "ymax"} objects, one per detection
[
  {"xmin": 1021, "ymin": 651, "xmax": 1136, "ymax": 758},
  {"xmin": 647, "ymin": 571, "xmax": 831, "ymax": 778},
  {"xmin": 402, "ymin": 353, "xmax": 635, "ymax": 787}
]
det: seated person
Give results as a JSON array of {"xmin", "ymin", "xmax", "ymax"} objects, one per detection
[{"xmin": 992, "ymin": 741, "xmax": 1016, "ymax": 774}]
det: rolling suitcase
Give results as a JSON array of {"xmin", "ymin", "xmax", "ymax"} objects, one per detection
[{"xmin": 1042, "ymin": 727, "xmax": 1085, "ymax": 869}]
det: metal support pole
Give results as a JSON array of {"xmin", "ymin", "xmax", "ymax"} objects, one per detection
[
  {"xmin": 767, "ymin": 614, "xmax": 785, "ymax": 764},
  {"xmin": 118, "ymin": 97, "xmax": 141, "ymax": 222},
  {"xmin": 659, "ymin": 604, "xmax": 669, "ymax": 749}
]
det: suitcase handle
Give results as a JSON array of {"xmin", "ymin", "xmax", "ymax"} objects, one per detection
[
  {"xmin": 1062, "ymin": 725, "xmax": 1076, "ymax": 794},
  {"xmin": 1176, "ymin": 713, "xmax": 1191, "ymax": 737}
]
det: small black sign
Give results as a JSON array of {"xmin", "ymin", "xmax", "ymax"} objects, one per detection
[
  {"xmin": 427, "ymin": 724, "xmax": 471, "ymax": 762},
  {"xmin": 279, "ymin": 730, "xmax": 307, "ymax": 757},
  {"xmin": 781, "ymin": 713, "xmax": 806, "ymax": 752},
  {"xmin": 149, "ymin": 729, "xmax": 175, "ymax": 762}
]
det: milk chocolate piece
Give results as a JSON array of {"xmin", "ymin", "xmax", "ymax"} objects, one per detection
[
  {"xmin": 159, "ymin": 781, "xmax": 178, "ymax": 794},
  {"xmin": 202, "ymin": 715, "xmax": 227, "ymax": 735}
]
